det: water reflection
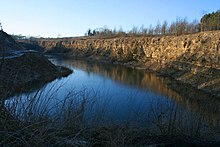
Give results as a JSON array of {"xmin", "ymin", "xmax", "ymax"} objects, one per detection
[
  {"xmin": 3, "ymin": 56, "xmax": 220, "ymax": 130},
  {"xmin": 59, "ymin": 59, "xmax": 176, "ymax": 96},
  {"xmin": 54, "ymin": 58, "xmax": 220, "ymax": 126}
]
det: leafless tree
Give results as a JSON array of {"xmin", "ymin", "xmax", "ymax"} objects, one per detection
[
  {"xmin": 129, "ymin": 25, "xmax": 138, "ymax": 36},
  {"xmin": 154, "ymin": 21, "xmax": 161, "ymax": 35},
  {"xmin": 84, "ymin": 17, "xmax": 202, "ymax": 37},
  {"xmin": 148, "ymin": 24, "xmax": 154, "ymax": 36},
  {"xmin": 161, "ymin": 20, "xmax": 168, "ymax": 35},
  {"xmin": 139, "ymin": 24, "xmax": 148, "ymax": 35}
]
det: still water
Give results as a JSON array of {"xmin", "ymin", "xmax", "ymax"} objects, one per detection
[{"xmin": 5, "ymin": 56, "xmax": 220, "ymax": 130}]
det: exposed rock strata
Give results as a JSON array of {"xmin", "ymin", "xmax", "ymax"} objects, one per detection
[{"xmin": 27, "ymin": 31, "xmax": 220, "ymax": 96}]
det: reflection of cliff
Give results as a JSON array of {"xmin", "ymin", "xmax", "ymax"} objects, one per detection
[
  {"xmin": 63, "ymin": 59, "xmax": 219, "ymax": 126},
  {"xmin": 165, "ymin": 79, "xmax": 220, "ymax": 127},
  {"xmin": 64, "ymin": 59, "xmax": 173, "ymax": 96}
]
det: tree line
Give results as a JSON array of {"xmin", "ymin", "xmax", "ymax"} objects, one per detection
[
  {"xmin": 200, "ymin": 10, "xmax": 220, "ymax": 31},
  {"xmin": 86, "ymin": 10, "xmax": 220, "ymax": 37}
]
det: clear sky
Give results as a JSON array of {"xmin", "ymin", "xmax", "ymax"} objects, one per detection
[{"xmin": 0, "ymin": 0, "xmax": 219, "ymax": 37}]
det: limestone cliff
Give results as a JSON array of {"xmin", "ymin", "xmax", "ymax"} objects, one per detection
[{"xmin": 28, "ymin": 31, "xmax": 220, "ymax": 97}]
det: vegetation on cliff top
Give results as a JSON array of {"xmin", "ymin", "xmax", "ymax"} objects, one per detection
[
  {"xmin": 9, "ymin": 10, "xmax": 219, "ymax": 40},
  {"xmin": 85, "ymin": 10, "xmax": 220, "ymax": 37},
  {"xmin": 200, "ymin": 10, "xmax": 220, "ymax": 31}
]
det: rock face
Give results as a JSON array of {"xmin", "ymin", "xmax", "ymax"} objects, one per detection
[{"xmin": 27, "ymin": 31, "xmax": 220, "ymax": 97}]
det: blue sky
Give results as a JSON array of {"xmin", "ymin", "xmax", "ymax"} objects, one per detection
[{"xmin": 0, "ymin": 0, "xmax": 219, "ymax": 37}]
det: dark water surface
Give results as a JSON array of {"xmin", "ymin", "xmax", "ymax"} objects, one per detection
[{"xmin": 5, "ymin": 56, "xmax": 220, "ymax": 133}]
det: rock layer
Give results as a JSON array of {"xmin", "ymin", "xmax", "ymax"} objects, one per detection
[{"xmin": 30, "ymin": 31, "xmax": 220, "ymax": 96}]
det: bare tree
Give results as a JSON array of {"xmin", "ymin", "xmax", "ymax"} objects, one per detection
[
  {"xmin": 187, "ymin": 19, "xmax": 198, "ymax": 34},
  {"xmin": 118, "ymin": 26, "xmax": 126, "ymax": 37},
  {"xmin": 129, "ymin": 25, "xmax": 138, "ymax": 36},
  {"xmin": 140, "ymin": 24, "xmax": 148, "ymax": 35},
  {"xmin": 84, "ymin": 16, "xmax": 201, "ymax": 37},
  {"xmin": 154, "ymin": 21, "xmax": 161, "ymax": 35},
  {"xmin": 113, "ymin": 27, "xmax": 117, "ymax": 35},
  {"xmin": 148, "ymin": 24, "xmax": 154, "ymax": 36},
  {"xmin": 169, "ymin": 22, "xmax": 176, "ymax": 35},
  {"xmin": 161, "ymin": 20, "xmax": 168, "ymax": 35}
]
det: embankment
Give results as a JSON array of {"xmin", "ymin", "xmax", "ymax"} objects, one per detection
[
  {"xmin": 23, "ymin": 31, "xmax": 220, "ymax": 97},
  {"xmin": 0, "ymin": 53, "xmax": 72, "ymax": 99},
  {"xmin": 0, "ymin": 31, "xmax": 72, "ymax": 99}
]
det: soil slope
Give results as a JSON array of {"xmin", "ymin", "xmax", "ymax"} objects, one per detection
[{"xmin": 0, "ymin": 31, "xmax": 72, "ymax": 99}]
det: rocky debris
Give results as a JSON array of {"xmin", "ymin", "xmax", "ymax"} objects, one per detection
[
  {"xmin": 29, "ymin": 31, "xmax": 220, "ymax": 97},
  {"xmin": 0, "ymin": 53, "xmax": 72, "ymax": 99},
  {"xmin": 0, "ymin": 31, "xmax": 72, "ymax": 99},
  {"xmin": 0, "ymin": 30, "xmax": 23, "ymax": 53}
]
